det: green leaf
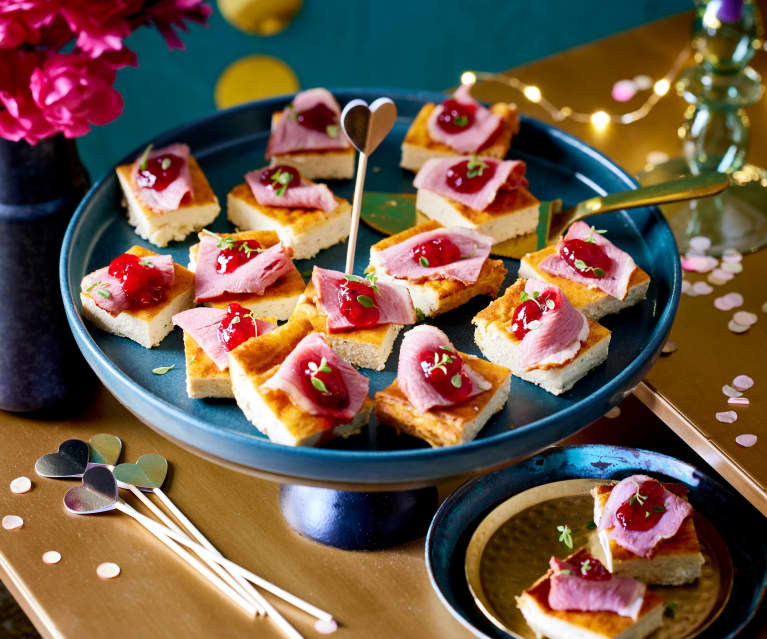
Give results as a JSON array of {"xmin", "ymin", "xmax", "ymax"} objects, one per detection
[
  {"xmin": 581, "ymin": 559, "xmax": 591, "ymax": 574},
  {"xmin": 520, "ymin": 291, "xmax": 529, "ymax": 302},
  {"xmin": 556, "ymin": 524, "xmax": 573, "ymax": 549},
  {"xmin": 453, "ymin": 115, "xmax": 468, "ymax": 127},
  {"xmin": 317, "ymin": 356, "xmax": 332, "ymax": 374},
  {"xmin": 574, "ymin": 259, "xmax": 587, "ymax": 271},
  {"xmin": 302, "ymin": 270, "xmax": 313, "ymax": 278},
  {"xmin": 356, "ymin": 294, "xmax": 375, "ymax": 308},
  {"xmin": 137, "ymin": 144, "xmax": 153, "ymax": 171},
  {"xmin": 653, "ymin": 506, "xmax": 666, "ymax": 513},
  {"xmin": 97, "ymin": 289, "xmax": 111, "ymax": 299},
  {"xmin": 532, "ymin": 291, "xmax": 540, "ymax": 298},
  {"xmin": 645, "ymin": 511, "xmax": 651, "ymax": 518},
  {"xmin": 160, "ymin": 157, "xmax": 171, "ymax": 171},
  {"xmin": 586, "ymin": 520, "xmax": 597, "ymax": 530},
  {"xmin": 451, "ymin": 374, "xmax": 462, "ymax": 388},
  {"xmin": 326, "ymin": 124, "xmax": 339, "ymax": 138},
  {"xmin": 593, "ymin": 267, "xmax": 605, "ymax": 278},
  {"xmin": 629, "ymin": 495, "xmax": 637, "ymax": 506},
  {"xmin": 419, "ymin": 256, "xmax": 429, "ymax": 268},
  {"xmin": 86, "ymin": 280, "xmax": 102, "ymax": 292},
  {"xmin": 311, "ymin": 375, "xmax": 328, "ymax": 394},
  {"xmin": 439, "ymin": 345, "xmax": 455, "ymax": 352},
  {"xmin": 217, "ymin": 236, "xmax": 236, "ymax": 250},
  {"xmin": 365, "ymin": 272, "xmax": 379, "ymax": 291},
  {"xmin": 139, "ymin": 259, "xmax": 154, "ymax": 268},
  {"xmin": 152, "ymin": 364, "xmax": 175, "ymax": 375},
  {"xmin": 665, "ymin": 603, "xmax": 676, "ymax": 619},
  {"xmin": 560, "ymin": 569, "xmax": 572, "ymax": 575},
  {"xmin": 415, "ymin": 307, "xmax": 425, "ymax": 322},
  {"xmin": 466, "ymin": 155, "xmax": 488, "ymax": 178}
]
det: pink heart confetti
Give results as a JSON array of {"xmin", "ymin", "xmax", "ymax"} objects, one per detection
[
  {"xmin": 721, "ymin": 261, "xmax": 743, "ymax": 274},
  {"xmin": 729, "ymin": 397, "xmax": 750, "ymax": 405},
  {"xmin": 42, "ymin": 551, "xmax": 61, "ymax": 565},
  {"xmin": 722, "ymin": 384, "xmax": 743, "ymax": 398},
  {"xmin": 314, "ymin": 619, "xmax": 339, "ymax": 635},
  {"xmin": 10, "ymin": 477, "xmax": 31, "ymax": 494},
  {"xmin": 708, "ymin": 274, "xmax": 729, "ymax": 286},
  {"xmin": 692, "ymin": 281, "xmax": 713, "ymax": 295},
  {"xmin": 715, "ymin": 410, "xmax": 738, "ymax": 423},
  {"xmin": 634, "ymin": 74, "xmax": 653, "ymax": 90},
  {"xmin": 97, "ymin": 562, "xmax": 121, "ymax": 579},
  {"xmin": 733, "ymin": 374, "xmax": 754, "ymax": 390},
  {"xmin": 724, "ymin": 292, "xmax": 744, "ymax": 307},
  {"xmin": 682, "ymin": 255, "xmax": 718, "ymax": 272},
  {"xmin": 722, "ymin": 250, "xmax": 742, "ymax": 263},
  {"xmin": 689, "ymin": 236, "xmax": 712, "ymax": 252},
  {"xmin": 736, "ymin": 434, "xmax": 757, "ymax": 447},
  {"xmin": 711, "ymin": 268, "xmax": 734, "ymax": 281},
  {"xmin": 714, "ymin": 296, "xmax": 736, "ymax": 311},
  {"xmin": 2, "ymin": 515, "xmax": 23, "ymax": 530},
  {"xmin": 728, "ymin": 319, "xmax": 750, "ymax": 334},
  {"xmin": 733, "ymin": 311, "xmax": 758, "ymax": 326},
  {"xmin": 612, "ymin": 80, "xmax": 637, "ymax": 102}
]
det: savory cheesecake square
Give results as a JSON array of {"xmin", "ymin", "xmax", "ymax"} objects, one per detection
[
  {"xmin": 188, "ymin": 230, "xmax": 304, "ymax": 321},
  {"xmin": 592, "ymin": 483, "xmax": 705, "ymax": 586},
  {"xmin": 367, "ymin": 220, "xmax": 507, "ymax": 317},
  {"xmin": 116, "ymin": 154, "xmax": 220, "ymax": 248},
  {"xmin": 374, "ymin": 353, "xmax": 511, "ymax": 447},
  {"xmin": 400, "ymin": 102, "xmax": 519, "ymax": 172},
  {"xmin": 473, "ymin": 279, "xmax": 610, "ymax": 395},
  {"xmin": 80, "ymin": 246, "xmax": 195, "ymax": 349},
  {"xmin": 183, "ymin": 332, "xmax": 233, "ymax": 399},
  {"xmin": 228, "ymin": 319, "xmax": 374, "ymax": 447},
  {"xmin": 226, "ymin": 179, "xmax": 351, "ymax": 260}
]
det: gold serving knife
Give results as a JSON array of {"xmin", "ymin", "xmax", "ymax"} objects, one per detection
[{"xmin": 361, "ymin": 172, "xmax": 730, "ymax": 259}]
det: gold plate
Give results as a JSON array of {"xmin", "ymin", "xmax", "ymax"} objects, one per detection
[{"xmin": 465, "ymin": 479, "xmax": 733, "ymax": 639}]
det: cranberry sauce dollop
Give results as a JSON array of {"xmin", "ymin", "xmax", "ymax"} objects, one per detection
[
  {"xmin": 216, "ymin": 238, "xmax": 263, "ymax": 274},
  {"xmin": 296, "ymin": 102, "xmax": 339, "ymax": 135},
  {"xmin": 435, "ymin": 98, "xmax": 476, "ymax": 134},
  {"xmin": 445, "ymin": 158, "xmax": 497, "ymax": 194},
  {"xmin": 418, "ymin": 345, "xmax": 471, "ymax": 404},
  {"xmin": 217, "ymin": 303, "xmax": 259, "ymax": 351},
  {"xmin": 410, "ymin": 236, "xmax": 462, "ymax": 268},
  {"xmin": 573, "ymin": 554, "xmax": 612, "ymax": 582},
  {"xmin": 136, "ymin": 153, "xmax": 184, "ymax": 191},
  {"xmin": 337, "ymin": 278, "xmax": 380, "ymax": 328},
  {"xmin": 509, "ymin": 290, "xmax": 558, "ymax": 340},
  {"xmin": 615, "ymin": 479, "xmax": 666, "ymax": 531},
  {"xmin": 299, "ymin": 354, "xmax": 349, "ymax": 410},
  {"xmin": 259, "ymin": 164, "xmax": 300, "ymax": 196},
  {"xmin": 559, "ymin": 238, "xmax": 612, "ymax": 279},
  {"xmin": 107, "ymin": 253, "xmax": 169, "ymax": 308}
]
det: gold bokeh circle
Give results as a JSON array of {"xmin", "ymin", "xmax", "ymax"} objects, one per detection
[{"xmin": 215, "ymin": 55, "xmax": 299, "ymax": 109}]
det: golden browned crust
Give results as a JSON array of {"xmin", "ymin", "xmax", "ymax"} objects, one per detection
[
  {"xmin": 402, "ymin": 102, "xmax": 519, "ymax": 155},
  {"xmin": 269, "ymin": 112, "xmax": 355, "ymax": 158},
  {"xmin": 81, "ymin": 246, "xmax": 194, "ymax": 321},
  {"xmin": 228, "ymin": 181, "xmax": 350, "ymax": 235},
  {"xmin": 116, "ymin": 155, "xmax": 216, "ymax": 217},
  {"xmin": 521, "ymin": 548, "xmax": 664, "ymax": 635},
  {"xmin": 592, "ymin": 483, "xmax": 703, "ymax": 560},
  {"xmin": 290, "ymin": 282, "xmax": 394, "ymax": 347},
  {"xmin": 184, "ymin": 332, "xmax": 229, "ymax": 382},
  {"xmin": 189, "ymin": 230, "xmax": 306, "ymax": 308},
  {"xmin": 522, "ymin": 246, "xmax": 651, "ymax": 307},
  {"xmin": 374, "ymin": 354, "xmax": 510, "ymax": 447},
  {"xmin": 446, "ymin": 187, "xmax": 539, "ymax": 224}
]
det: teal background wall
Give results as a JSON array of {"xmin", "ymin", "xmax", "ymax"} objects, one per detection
[{"xmin": 77, "ymin": 0, "xmax": 691, "ymax": 177}]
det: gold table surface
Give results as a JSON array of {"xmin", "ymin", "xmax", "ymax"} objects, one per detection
[{"xmin": 2, "ymin": 8, "xmax": 767, "ymax": 639}]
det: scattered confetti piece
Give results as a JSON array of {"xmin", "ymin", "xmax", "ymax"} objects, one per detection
[
  {"xmin": 689, "ymin": 236, "xmax": 712, "ymax": 252},
  {"xmin": 633, "ymin": 74, "xmax": 653, "ymax": 90},
  {"xmin": 736, "ymin": 434, "xmax": 757, "ymax": 447},
  {"xmin": 661, "ymin": 340, "xmax": 678, "ymax": 355},
  {"xmin": 714, "ymin": 295, "xmax": 736, "ymax": 311},
  {"xmin": 42, "ymin": 551, "xmax": 61, "ymax": 565},
  {"xmin": 763, "ymin": 301, "xmax": 767, "ymax": 313},
  {"xmin": 729, "ymin": 397, "xmax": 750, "ymax": 406},
  {"xmin": 707, "ymin": 273, "xmax": 729, "ymax": 286},
  {"xmin": 682, "ymin": 255, "xmax": 718, "ymax": 273},
  {"xmin": 612, "ymin": 79, "xmax": 637, "ymax": 102},
  {"xmin": 733, "ymin": 374, "xmax": 754, "ymax": 391},
  {"xmin": 692, "ymin": 281, "xmax": 713, "ymax": 295},
  {"xmin": 97, "ymin": 562, "xmax": 121, "ymax": 579},
  {"xmin": 724, "ymin": 292, "xmax": 744, "ymax": 307},
  {"xmin": 722, "ymin": 250, "xmax": 743, "ymax": 263},
  {"xmin": 733, "ymin": 311, "xmax": 758, "ymax": 326},
  {"xmin": 728, "ymin": 319, "xmax": 750, "ymax": 334},
  {"xmin": 10, "ymin": 477, "xmax": 31, "ymax": 494},
  {"xmin": 722, "ymin": 384, "xmax": 743, "ymax": 398},
  {"xmin": 711, "ymin": 268, "xmax": 734, "ymax": 281},
  {"xmin": 721, "ymin": 261, "xmax": 743, "ymax": 274},
  {"xmin": 2, "ymin": 515, "xmax": 23, "ymax": 530},
  {"xmin": 314, "ymin": 619, "xmax": 338, "ymax": 634},
  {"xmin": 681, "ymin": 280, "xmax": 691, "ymax": 293},
  {"xmin": 604, "ymin": 406, "xmax": 621, "ymax": 419},
  {"xmin": 715, "ymin": 410, "xmax": 738, "ymax": 423}
]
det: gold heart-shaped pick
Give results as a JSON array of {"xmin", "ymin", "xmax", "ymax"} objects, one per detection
[
  {"xmin": 88, "ymin": 434, "xmax": 123, "ymax": 466},
  {"xmin": 113, "ymin": 453, "xmax": 168, "ymax": 490},
  {"xmin": 64, "ymin": 466, "xmax": 119, "ymax": 514},
  {"xmin": 341, "ymin": 97, "xmax": 397, "ymax": 155}
]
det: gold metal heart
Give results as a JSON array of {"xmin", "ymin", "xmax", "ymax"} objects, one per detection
[
  {"xmin": 113, "ymin": 453, "xmax": 168, "ymax": 489},
  {"xmin": 64, "ymin": 466, "xmax": 118, "ymax": 514},
  {"xmin": 341, "ymin": 97, "xmax": 397, "ymax": 155},
  {"xmin": 88, "ymin": 434, "xmax": 123, "ymax": 466}
]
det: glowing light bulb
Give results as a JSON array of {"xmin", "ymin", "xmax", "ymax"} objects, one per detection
[
  {"xmin": 653, "ymin": 79, "xmax": 670, "ymax": 96},
  {"xmin": 523, "ymin": 85, "xmax": 542, "ymax": 103},
  {"xmin": 461, "ymin": 71, "xmax": 476, "ymax": 85},
  {"xmin": 590, "ymin": 110, "xmax": 610, "ymax": 130}
]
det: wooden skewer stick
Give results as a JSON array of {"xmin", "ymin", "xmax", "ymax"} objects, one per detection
[
  {"xmin": 115, "ymin": 501, "xmax": 334, "ymax": 625},
  {"xmin": 345, "ymin": 151, "xmax": 368, "ymax": 274},
  {"xmin": 126, "ymin": 485, "xmax": 266, "ymax": 616}
]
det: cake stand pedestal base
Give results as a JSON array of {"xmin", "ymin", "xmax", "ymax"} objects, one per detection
[{"xmin": 278, "ymin": 484, "xmax": 439, "ymax": 550}]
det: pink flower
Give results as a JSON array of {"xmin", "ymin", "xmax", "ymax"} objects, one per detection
[
  {"xmin": 0, "ymin": 0, "xmax": 61, "ymax": 49},
  {"xmin": 0, "ymin": 49, "xmax": 56, "ymax": 143},
  {"xmin": 138, "ymin": 0, "xmax": 211, "ymax": 50},
  {"xmin": 30, "ymin": 52, "xmax": 129, "ymax": 138},
  {"xmin": 60, "ymin": 0, "xmax": 142, "ymax": 57}
]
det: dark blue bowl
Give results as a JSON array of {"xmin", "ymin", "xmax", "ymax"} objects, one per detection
[
  {"xmin": 60, "ymin": 89, "xmax": 681, "ymax": 487},
  {"xmin": 426, "ymin": 445, "xmax": 767, "ymax": 638}
]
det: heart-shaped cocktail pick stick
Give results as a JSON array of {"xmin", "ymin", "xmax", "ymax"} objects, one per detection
[
  {"xmin": 36, "ymin": 434, "xmax": 122, "ymax": 479},
  {"xmin": 114, "ymin": 454, "xmax": 266, "ymax": 616},
  {"xmin": 341, "ymin": 97, "xmax": 397, "ymax": 274}
]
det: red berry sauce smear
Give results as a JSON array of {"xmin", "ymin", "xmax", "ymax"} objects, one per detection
[
  {"xmin": 338, "ymin": 279, "xmax": 380, "ymax": 328},
  {"xmin": 259, "ymin": 165, "xmax": 300, "ymax": 195},
  {"xmin": 216, "ymin": 239, "xmax": 263, "ymax": 274},
  {"xmin": 436, "ymin": 98, "xmax": 476, "ymax": 134},
  {"xmin": 615, "ymin": 479, "xmax": 666, "ymax": 531},
  {"xmin": 217, "ymin": 303, "xmax": 258, "ymax": 351},
  {"xmin": 296, "ymin": 103, "xmax": 339, "ymax": 134},
  {"xmin": 418, "ymin": 345, "xmax": 471, "ymax": 404},
  {"xmin": 299, "ymin": 355, "xmax": 349, "ymax": 410},
  {"xmin": 445, "ymin": 158, "xmax": 497, "ymax": 194},
  {"xmin": 509, "ymin": 290, "xmax": 558, "ymax": 340},
  {"xmin": 575, "ymin": 554, "xmax": 611, "ymax": 581},
  {"xmin": 410, "ymin": 236, "xmax": 462, "ymax": 268},
  {"xmin": 559, "ymin": 238, "xmax": 612, "ymax": 279},
  {"xmin": 107, "ymin": 253, "xmax": 169, "ymax": 309},
  {"xmin": 136, "ymin": 153, "xmax": 184, "ymax": 191}
]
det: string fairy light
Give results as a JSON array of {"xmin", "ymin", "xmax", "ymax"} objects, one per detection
[{"xmin": 460, "ymin": 47, "xmax": 693, "ymax": 128}]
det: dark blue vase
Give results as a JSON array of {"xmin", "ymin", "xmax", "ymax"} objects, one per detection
[{"xmin": 0, "ymin": 135, "xmax": 94, "ymax": 413}]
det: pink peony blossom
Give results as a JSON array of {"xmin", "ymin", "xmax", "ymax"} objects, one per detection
[
  {"xmin": 60, "ymin": 0, "xmax": 142, "ymax": 57},
  {"xmin": 0, "ymin": 49, "xmax": 56, "ymax": 143},
  {"xmin": 138, "ymin": 0, "xmax": 211, "ymax": 50},
  {"xmin": 30, "ymin": 52, "xmax": 126, "ymax": 138},
  {"xmin": 0, "ymin": 0, "xmax": 61, "ymax": 49}
]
